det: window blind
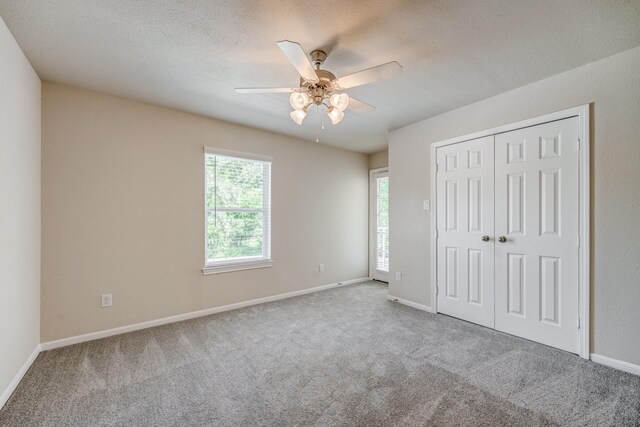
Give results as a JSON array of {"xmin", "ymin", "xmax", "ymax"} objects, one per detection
[{"xmin": 204, "ymin": 149, "xmax": 271, "ymax": 266}]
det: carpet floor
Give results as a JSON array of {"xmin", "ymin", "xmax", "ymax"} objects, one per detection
[{"xmin": 1, "ymin": 281, "xmax": 639, "ymax": 426}]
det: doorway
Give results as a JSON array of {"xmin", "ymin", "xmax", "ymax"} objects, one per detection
[{"xmin": 370, "ymin": 168, "xmax": 389, "ymax": 282}]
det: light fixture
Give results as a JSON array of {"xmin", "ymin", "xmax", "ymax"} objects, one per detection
[
  {"xmin": 290, "ymin": 108, "xmax": 307, "ymax": 125},
  {"xmin": 330, "ymin": 93, "xmax": 349, "ymax": 112},
  {"xmin": 327, "ymin": 106, "xmax": 344, "ymax": 125},
  {"xmin": 288, "ymin": 88, "xmax": 350, "ymax": 126},
  {"xmin": 289, "ymin": 91, "xmax": 310, "ymax": 110}
]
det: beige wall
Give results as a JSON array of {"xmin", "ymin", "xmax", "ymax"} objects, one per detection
[
  {"xmin": 368, "ymin": 149, "xmax": 388, "ymax": 170},
  {"xmin": 388, "ymin": 46, "xmax": 640, "ymax": 366},
  {"xmin": 41, "ymin": 83, "xmax": 369, "ymax": 342},
  {"xmin": 0, "ymin": 18, "xmax": 41, "ymax": 403}
]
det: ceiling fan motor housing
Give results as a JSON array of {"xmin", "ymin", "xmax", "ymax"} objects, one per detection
[{"xmin": 300, "ymin": 68, "xmax": 337, "ymax": 105}]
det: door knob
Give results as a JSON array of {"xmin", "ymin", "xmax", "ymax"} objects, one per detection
[
  {"xmin": 481, "ymin": 235, "xmax": 490, "ymax": 242},
  {"xmin": 498, "ymin": 236, "xmax": 507, "ymax": 243}
]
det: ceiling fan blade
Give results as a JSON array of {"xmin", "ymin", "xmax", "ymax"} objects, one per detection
[
  {"xmin": 336, "ymin": 61, "xmax": 403, "ymax": 89},
  {"xmin": 234, "ymin": 87, "xmax": 295, "ymax": 93},
  {"xmin": 347, "ymin": 97, "xmax": 376, "ymax": 114},
  {"xmin": 276, "ymin": 40, "xmax": 319, "ymax": 83}
]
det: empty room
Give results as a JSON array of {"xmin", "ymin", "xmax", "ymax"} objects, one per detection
[{"xmin": 1, "ymin": 1, "xmax": 640, "ymax": 425}]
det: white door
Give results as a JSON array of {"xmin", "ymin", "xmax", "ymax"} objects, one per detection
[
  {"xmin": 436, "ymin": 136, "xmax": 495, "ymax": 328},
  {"xmin": 370, "ymin": 169, "xmax": 389, "ymax": 282},
  {"xmin": 494, "ymin": 117, "xmax": 580, "ymax": 353}
]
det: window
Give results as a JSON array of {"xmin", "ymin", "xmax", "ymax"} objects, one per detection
[
  {"xmin": 203, "ymin": 148, "xmax": 271, "ymax": 274},
  {"xmin": 375, "ymin": 175, "xmax": 389, "ymax": 272},
  {"xmin": 369, "ymin": 169, "xmax": 389, "ymax": 281}
]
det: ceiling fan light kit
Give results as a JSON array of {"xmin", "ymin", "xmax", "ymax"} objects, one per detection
[
  {"xmin": 235, "ymin": 40, "xmax": 402, "ymax": 127},
  {"xmin": 289, "ymin": 91, "xmax": 310, "ymax": 110},
  {"xmin": 330, "ymin": 93, "xmax": 350, "ymax": 112},
  {"xmin": 326, "ymin": 106, "xmax": 344, "ymax": 125},
  {"xmin": 289, "ymin": 108, "xmax": 308, "ymax": 125}
]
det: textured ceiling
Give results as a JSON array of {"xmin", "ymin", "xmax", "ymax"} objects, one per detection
[{"xmin": 1, "ymin": 0, "xmax": 640, "ymax": 153}]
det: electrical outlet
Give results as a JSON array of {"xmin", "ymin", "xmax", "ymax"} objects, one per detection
[
  {"xmin": 101, "ymin": 294, "xmax": 112, "ymax": 308},
  {"xmin": 423, "ymin": 200, "xmax": 430, "ymax": 210},
  {"xmin": 395, "ymin": 272, "xmax": 402, "ymax": 281},
  {"xmin": 318, "ymin": 264, "xmax": 325, "ymax": 272}
]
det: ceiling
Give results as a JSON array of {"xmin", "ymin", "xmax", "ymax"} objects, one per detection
[{"xmin": 1, "ymin": 1, "xmax": 639, "ymax": 153}]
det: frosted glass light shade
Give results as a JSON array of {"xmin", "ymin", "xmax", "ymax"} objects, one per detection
[
  {"xmin": 289, "ymin": 91, "xmax": 310, "ymax": 110},
  {"xmin": 290, "ymin": 109, "xmax": 307, "ymax": 125},
  {"xmin": 327, "ymin": 106, "xmax": 344, "ymax": 125},
  {"xmin": 329, "ymin": 93, "xmax": 350, "ymax": 112}
]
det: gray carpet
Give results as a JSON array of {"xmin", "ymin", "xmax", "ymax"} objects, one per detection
[{"xmin": 1, "ymin": 281, "xmax": 639, "ymax": 426}]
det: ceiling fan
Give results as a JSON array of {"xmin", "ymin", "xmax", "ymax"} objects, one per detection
[{"xmin": 235, "ymin": 40, "xmax": 403, "ymax": 126}]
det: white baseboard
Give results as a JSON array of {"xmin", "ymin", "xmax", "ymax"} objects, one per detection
[
  {"xmin": 591, "ymin": 353, "xmax": 640, "ymax": 376},
  {"xmin": 387, "ymin": 295, "xmax": 435, "ymax": 313},
  {"xmin": 1, "ymin": 344, "xmax": 41, "ymax": 410},
  {"xmin": 41, "ymin": 277, "xmax": 369, "ymax": 351}
]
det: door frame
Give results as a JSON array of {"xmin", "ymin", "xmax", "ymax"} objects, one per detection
[
  {"xmin": 430, "ymin": 104, "xmax": 591, "ymax": 359},
  {"xmin": 369, "ymin": 167, "xmax": 389, "ymax": 281}
]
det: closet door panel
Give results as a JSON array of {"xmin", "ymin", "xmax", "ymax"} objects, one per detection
[
  {"xmin": 436, "ymin": 136, "xmax": 495, "ymax": 328},
  {"xmin": 494, "ymin": 117, "xmax": 580, "ymax": 353}
]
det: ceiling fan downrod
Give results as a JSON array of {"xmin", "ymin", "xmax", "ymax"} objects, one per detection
[{"xmin": 310, "ymin": 49, "xmax": 327, "ymax": 68}]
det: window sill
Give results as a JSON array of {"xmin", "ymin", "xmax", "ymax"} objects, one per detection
[{"xmin": 202, "ymin": 259, "xmax": 273, "ymax": 275}]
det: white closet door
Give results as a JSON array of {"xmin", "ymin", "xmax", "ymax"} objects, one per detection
[
  {"xmin": 437, "ymin": 136, "xmax": 495, "ymax": 328},
  {"xmin": 494, "ymin": 117, "xmax": 580, "ymax": 353}
]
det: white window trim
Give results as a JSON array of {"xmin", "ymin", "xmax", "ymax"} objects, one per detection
[
  {"xmin": 202, "ymin": 258, "xmax": 273, "ymax": 275},
  {"xmin": 202, "ymin": 147, "xmax": 272, "ymax": 274},
  {"xmin": 204, "ymin": 146, "xmax": 272, "ymax": 162}
]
